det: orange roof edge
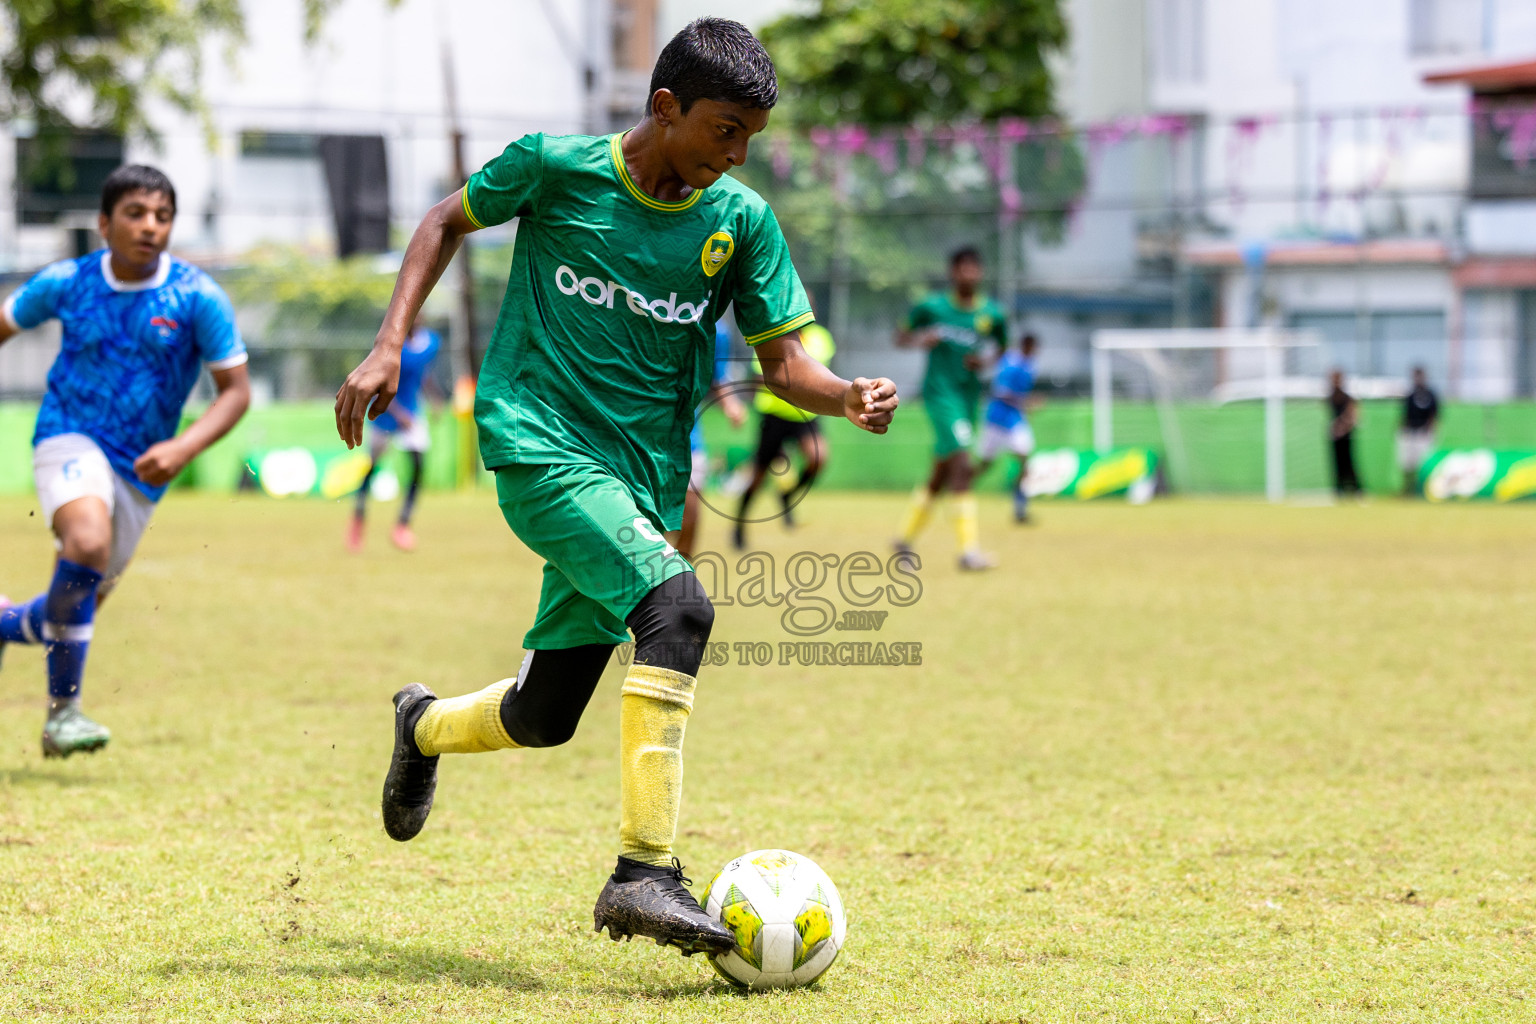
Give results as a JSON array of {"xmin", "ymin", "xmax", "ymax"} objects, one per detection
[
  {"xmin": 1186, "ymin": 239, "xmax": 1449, "ymax": 268},
  {"xmin": 1423, "ymin": 57, "xmax": 1536, "ymax": 90}
]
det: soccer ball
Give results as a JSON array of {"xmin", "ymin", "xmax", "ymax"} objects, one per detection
[{"xmin": 700, "ymin": 849, "xmax": 847, "ymax": 989}]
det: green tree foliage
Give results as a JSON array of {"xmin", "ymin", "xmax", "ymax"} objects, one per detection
[
  {"xmin": 0, "ymin": 0, "xmax": 244, "ymax": 141},
  {"xmin": 760, "ymin": 0, "xmax": 1069, "ymax": 126},
  {"xmin": 743, "ymin": 0, "xmax": 1083, "ymax": 305},
  {"xmin": 0, "ymin": 0, "xmax": 391, "ymax": 142},
  {"xmin": 227, "ymin": 247, "xmax": 399, "ymax": 330}
]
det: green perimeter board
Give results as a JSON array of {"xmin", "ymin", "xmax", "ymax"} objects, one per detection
[{"xmin": 4, "ymin": 398, "xmax": 1536, "ymax": 497}]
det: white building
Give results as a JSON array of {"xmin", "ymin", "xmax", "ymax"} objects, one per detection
[
  {"xmin": 0, "ymin": 0, "xmax": 698, "ymax": 271},
  {"xmin": 1140, "ymin": 0, "xmax": 1536, "ymax": 398},
  {"xmin": 0, "ymin": 0, "xmax": 667, "ymax": 395}
]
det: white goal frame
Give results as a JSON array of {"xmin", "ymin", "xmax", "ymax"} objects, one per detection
[{"xmin": 1090, "ymin": 328, "xmax": 1322, "ymax": 503}]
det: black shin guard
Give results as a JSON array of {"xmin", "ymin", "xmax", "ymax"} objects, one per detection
[
  {"xmin": 624, "ymin": 572, "xmax": 715, "ymax": 676},
  {"xmin": 787, "ymin": 464, "xmax": 820, "ymax": 506},
  {"xmin": 399, "ymin": 451, "xmax": 424, "ymax": 524},
  {"xmin": 355, "ymin": 460, "xmax": 377, "ymax": 516},
  {"xmin": 498, "ymin": 644, "xmax": 614, "ymax": 748}
]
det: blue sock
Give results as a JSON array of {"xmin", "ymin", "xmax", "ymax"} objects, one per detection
[
  {"xmin": 42, "ymin": 560, "xmax": 102, "ymax": 700},
  {"xmin": 0, "ymin": 594, "xmax": 46, "ymax": 644}
]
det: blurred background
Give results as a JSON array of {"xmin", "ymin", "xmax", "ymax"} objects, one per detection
[{"xmin": 2, "ymin": 0, "xmax": 1535, "ymax": 499}]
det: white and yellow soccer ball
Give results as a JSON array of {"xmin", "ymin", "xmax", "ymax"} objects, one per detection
[{"xmin": 700, "ymin": 849, "xmax": 847, "ymax": 989}]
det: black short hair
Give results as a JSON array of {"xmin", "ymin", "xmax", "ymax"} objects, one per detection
[
  {"xmin": 950, "ymin": 246, "xmax": 982, "ymax": 269},
  {"xmin": 649, "ymin": 18, "xmax": 778, "ymax": 114},
  {"xmin": 101, "ymin": 165, "xmax": 176, "ymax": 217},
  {"xmin": 1021, "ymin": 332, "xmax": 1039, "ymax": 351}
]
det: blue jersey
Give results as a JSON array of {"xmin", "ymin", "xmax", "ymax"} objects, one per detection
[
  {"xmin": 691, "ymin": 324, "xmax": 734, "ymax": 455},
  {"xmin": 984, "ymin": 352, "xmax": 1036, "ymax": 430},
  {"xmin": 5, "ymin": 251, "xmax": 245, "ymax": 500},
  {"xmin": 374, "ymin": 328, "xmax": 441, "ymax": 431}
]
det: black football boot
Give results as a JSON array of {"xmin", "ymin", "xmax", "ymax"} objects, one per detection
[
  {"xmin": 381, "ymin": 683, "xmax": 439, "ymax": 841},
  {"xmin": 592, "ymin": 856, "xmax": 735, "ymax": 956}
]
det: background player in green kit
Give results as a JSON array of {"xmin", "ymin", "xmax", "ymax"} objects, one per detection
[
  {"xmin": 895, "ymin": 247, "xmax": 1007, "ymax": 570},
  {"xmin": 334, "ymin": 18, "xmax": 899, "ymax": 958}
]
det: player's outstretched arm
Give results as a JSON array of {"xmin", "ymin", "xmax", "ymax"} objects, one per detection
[
  {"xmin": 335, "ymin": 189, "xmax": 479, "ymax": 448},
  {"xmin": 134, "ymin": 364, "xmax": 252, "ymax": 488},
  {"xmin": 755, "ymin": 332, "xmax": 898, "ymax": 434},
  {"xmin": 896, "ymin": 325, "xmax": 940, "ymax": 350}
]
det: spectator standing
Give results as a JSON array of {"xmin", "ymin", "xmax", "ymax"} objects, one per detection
[
  {"xmin": 1328, "ymin": 370, "xmax": 1361, "ymax": 498},
  {"xmin": 1397, "ymin": 366, "xmax": 1439, "ymax": 496}
]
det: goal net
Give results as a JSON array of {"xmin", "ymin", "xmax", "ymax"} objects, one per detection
[{"xmin": 1090, "ymin": 329, "xmax": 1325, "ymax": 501}]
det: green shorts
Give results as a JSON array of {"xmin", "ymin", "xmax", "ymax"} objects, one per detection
[
  {"xmin": 925, "ymin": 392, "xmax": 978, "ymax": 458},
  {"xmin": 495, "ymin": 463, "xmax": 693, "ymax": 650}
]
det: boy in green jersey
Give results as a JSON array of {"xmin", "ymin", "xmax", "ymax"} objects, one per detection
[
  {"xmin": 334, "ymin": 18, "xmax": 899, "ymax": 958},
  {"xmin": 895, "ymin": 247, "xmax": 1006, "ymax": 570}
]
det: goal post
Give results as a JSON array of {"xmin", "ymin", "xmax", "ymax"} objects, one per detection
[{"xmin": 1090, "ymin": 328, "xmax": 1323, "ymax": 502}]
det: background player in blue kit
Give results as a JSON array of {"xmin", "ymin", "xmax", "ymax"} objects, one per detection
[
  {"xmin": 977, "ymin": 332, "xmax": 1039, "ymax": 523},
  {"xmin": 0, "ymin": 165, "xmax": 250, "ymax": 758},
  {"xmin": 348, "ymin": 315, "xmax": 441, "ymax": 553}
]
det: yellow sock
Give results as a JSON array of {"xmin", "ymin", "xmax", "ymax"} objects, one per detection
[
  {"xmin": 618, "ymin": 665, "xmax": 697, "ymax": 866},
  {"xmin": 953, "ymin": 494, "xmax": 980, "ymax": 553},
  {"xmin": 413, "ymin": 678, "xmax": 520, "ymax": 755},
  {"xmin": 898, "ymin": 486, "xmax": 934, "ymax": 544}
]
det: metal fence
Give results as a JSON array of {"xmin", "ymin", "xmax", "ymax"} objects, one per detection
[{"xmin": 0, "ymin": 102, "xmax": 1513, "ymax": 404}]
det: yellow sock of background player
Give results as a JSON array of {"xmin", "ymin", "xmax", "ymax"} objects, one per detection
[
  {"xmin": 953, "ymin": 494, "xmax": 981, "ymax": 554},
  {"xmin": 898, "ymin": 485, "xmax": 934, "ymax": 545},
  {"xmin": 618, "ymin": 664, "xmax": 696, "ymax": 866}
]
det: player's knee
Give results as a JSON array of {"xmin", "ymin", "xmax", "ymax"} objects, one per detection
[
  {"xmin": 626, "ymin": 573, "xmax": 715, "ymax": 675},
  {"xmin": 60, "ymin": 527, "xmax": 112, "ymax": 571},
  {"xmin": 675, "ymin": 589, "xmax": 715, "ymax": 644},
  {"xmin": 504, "ymin": 704, "xmax": 581, "ymax": 748}
]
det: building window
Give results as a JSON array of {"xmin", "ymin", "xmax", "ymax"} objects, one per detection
[
  {"xmin": 239, "ymin": 131, "xmax": 320, "ymax": 159},
  {"xmin": 1150, "ymin": 0, "xmax": 1204, "ymax": 85},
  {"xmin": 1409, "ymin": 0, "xmax": 1487, "ymax": 56},
  {"xmin": 15, "ymin": 130, "xmax": 124, "ymax": 226},
  {"xmin": 1290, "ymin": 309, "xmax": 1447, "ymax": 380}
]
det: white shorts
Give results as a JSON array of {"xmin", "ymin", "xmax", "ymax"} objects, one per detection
[
  {"xmin": 1397, "ymin": 429, "xmax": 1434, "ymax": 472},
  {"xmin": 33, "ymin": 433, "xmax": 157, "ymax": 595},
  {"xmin": 370, "ymin": 413, "xmax": 431, "ymax": 457},
  {"xmin": 978, "ymin": 421, "xmax": 1036, "ymax": 461},
  {"xmin": 689, "ymin": 449, "xmax": 709, "ymax": 492}
]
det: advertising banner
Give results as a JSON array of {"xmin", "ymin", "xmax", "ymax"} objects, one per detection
[
  {"xmin": 245, "ymin": 447, "xmax": 399, "ymax": 500},
  {"xmin": 1421, "ymin": 449, "xmax": 1536, "ymax": 502},
  {"xmin": 1025, "ymin": 447, "xmax": 1158, "ymax": 502}
]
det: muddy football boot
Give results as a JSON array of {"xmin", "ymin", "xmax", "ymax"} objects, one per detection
[
  {"xmin": 381, "ymin": 683, "xmax": 439, "ymax": 841},
  {"xmin": 41, "ymin": 705, "xmax": 111, "ymax": 759},
  {"xmin": 592, "ymin": 856, "xmax": 735, "ymax": 956}
]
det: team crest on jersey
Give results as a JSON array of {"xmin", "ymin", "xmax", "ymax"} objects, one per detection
[
  {"xmin": 700, "ymin": 230, "xmax": 735, "ymax": 278},
  {"xmin": 974, "ymin": 313, "xmax": 993, "ymax": 335}
]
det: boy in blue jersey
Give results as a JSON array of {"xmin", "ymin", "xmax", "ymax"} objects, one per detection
[
  {"xmin": 976, "ymin": 333, "xmax": 1039, "ymax": 523},
  {"xmin": 348, "ymin": 315, "xmax": 441, "ymax": 553},
  {"xmin": 0, "ymin": 166, "xmax": 250, "ymax": 758}
]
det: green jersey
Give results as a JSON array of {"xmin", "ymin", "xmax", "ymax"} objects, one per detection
[
  {"xmin": 464, "ymin": 132, "xmax": 814, "ymax": 524},
  {"xmin": 906, "ymin": 292, "xmax": 1008, "ymax": 403}
]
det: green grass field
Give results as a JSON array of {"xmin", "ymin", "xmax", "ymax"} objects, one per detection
[{"xmin": 2, "ymin": 491, "xmax": 1535, "ymax": 1022}]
